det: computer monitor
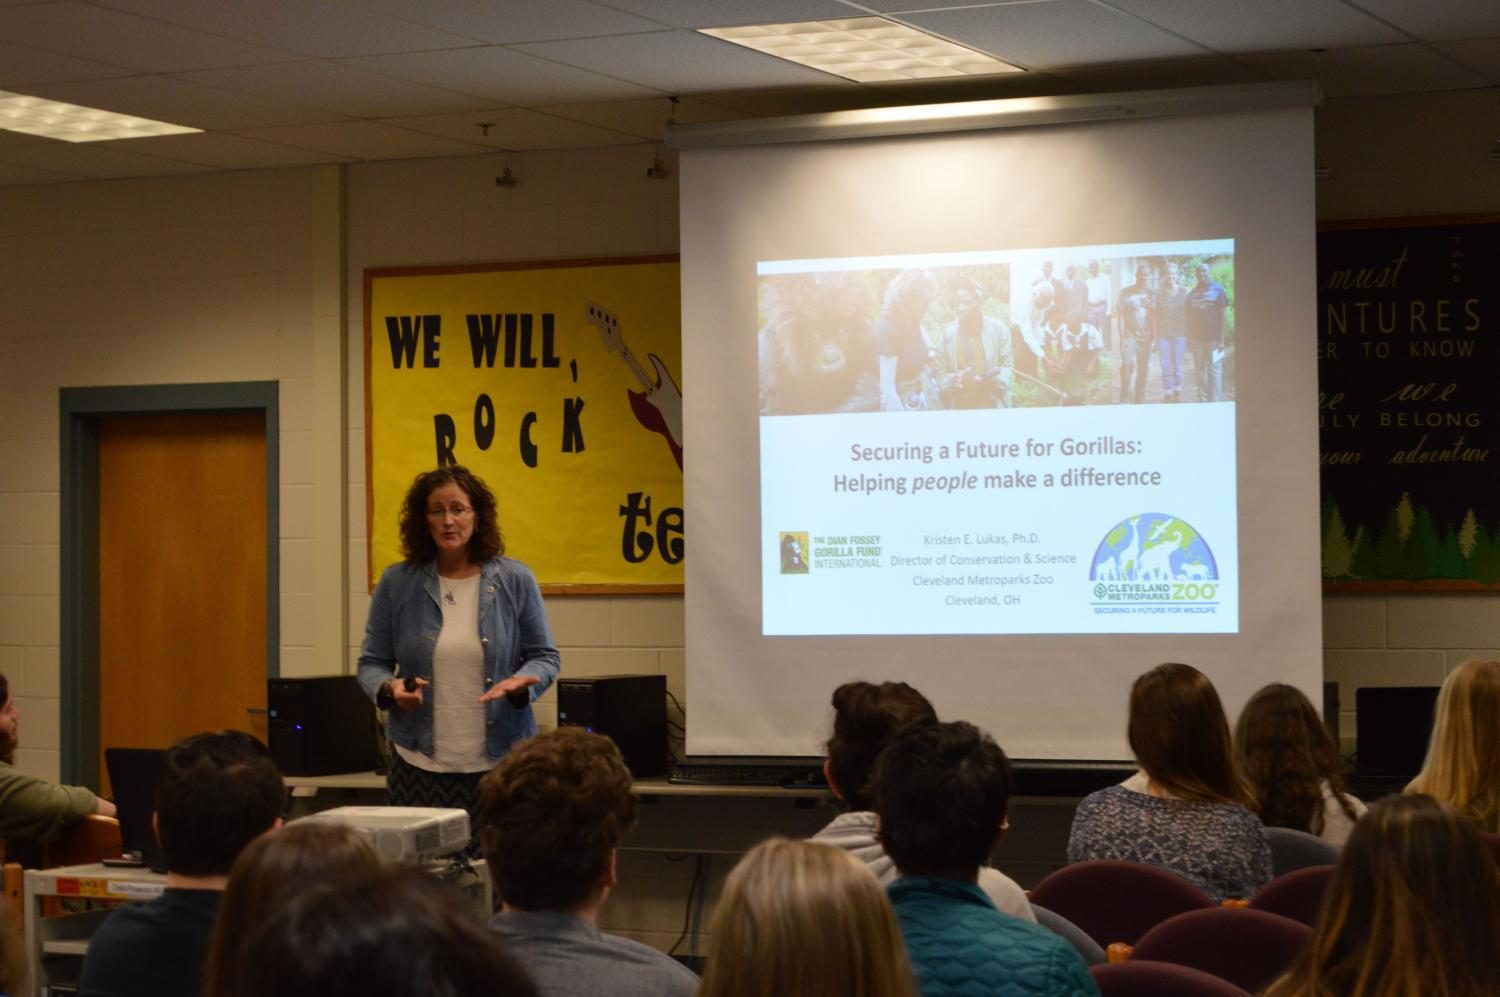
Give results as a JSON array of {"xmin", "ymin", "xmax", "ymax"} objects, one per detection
[
  {"xmin": 1355, "ymin": 686, "xmax": 1439, "ymax": 782},
  {"xmin": 104, "ymin": 747, "xmax": 168, "ymax": 873}
]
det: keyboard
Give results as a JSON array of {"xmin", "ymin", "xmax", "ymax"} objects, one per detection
[{"xmin": 669, "ymin": 756, "xmax": 827, "ymax": 787}]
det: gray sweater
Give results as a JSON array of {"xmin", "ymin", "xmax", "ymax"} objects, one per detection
[{"xmin": 490, "ymin": 909, "xmax": 698, "ymax": 997}]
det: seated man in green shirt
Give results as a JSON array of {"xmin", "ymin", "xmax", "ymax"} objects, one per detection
[{"xmin": 0, "ymin": 671, "xmax": 115, "ymax": 841}]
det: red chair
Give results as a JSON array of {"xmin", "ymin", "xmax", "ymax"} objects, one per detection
[
  {"xmin": 1130, "ymin": 907, "xmax": 1311, "ymax": 994},
  {"xmin": 1248, "ymin": 865, "xmax": 1334, "ymax": 926},
  {"xmin": 1091, "ymin": 961, "xmax": 1252, "ymax": 997},
  {"xmin": 1029, "ymin": 860, "xmax": 1215, "ymax": 948}
]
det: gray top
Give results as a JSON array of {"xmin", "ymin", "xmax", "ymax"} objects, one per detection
[{"xmin": 490, "ymin": 910, "xmax": 699, "ymax": 997}]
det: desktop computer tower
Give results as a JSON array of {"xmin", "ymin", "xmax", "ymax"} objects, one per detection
[
  {"xmin": 268, "ymin": 675, "xmax": 381, "ymax": 776},
  {"xmin": 556, "ymin": 674, "xmax": 667, "ymax": 778}
]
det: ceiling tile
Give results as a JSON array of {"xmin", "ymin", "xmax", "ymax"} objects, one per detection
[
  {"xmin": 178, "ymin": 61, "xmax": 494, "ymax": 118},
  {"xmin": 233, "ymin": 120, "xmax": 493, "ymax": 160},
  {"xmin": 1434, "ymin": 37, "xmax": 1500, "ymax": 84},
  {"xmin": 379, "ymin": 108, "xmax": 641, "ymax": 150},
  {"xmin": 512, "ymin": 30, "xmax": 844, "ymax": 92},
  {"xmin": 341, "ymin": 47, "xmax": 662, "ymax": 106},
  {"xmin": 903, "ymin": 0, "xmax": 1208, "ymax": 69},
  {"xmin": 0, "ymin": 140, "xmax": 211, "ymax": 179},
  {"xmin": 1348, "ymin": 0, "xmax": 1500, "ymax": 42},
  {"xmin": 347, "ymin": 0, "xmax": 666, "ymax": 45},
  {"xmin": 22, "ymin": 75, "xmax": 348, "ymax": 130},
  {"xmin": 540, "ymin": 96, "xmax": 750, "ymax": 141},
  {"xmin": 0, "ymin": 41, "xmax": 135, "ymax": 86},
  {"xmin": 698, "ymin": 84, "xmax": 892, "ymax": 117},
  {"xmin": 1241, "ymin": 43, "xmax": 1491, "ymax": 97},
  {"xmin": 0, "ymin": 2, "xmax": 299, "ymax": 73},
  {"xmin": 0, "ymin": 163, "xmax": 78, "ymax": 186},
  {"xmin": 1047, "ymin": 54, "xmax": 1267, "ymax": 91},
  {"xmin": 91, "ymin": 0, "xmax": 480, "ymax": 58},
  {"xmin": 1098, "ymin": 0, "xmax": 1405, "ymax": 52},
  {"xmin": 120, "ymin": 132, "xmax": 351, "ymax": 169},
  {"xmin": 595, "ymin": 0, "xmax": 862, "ymax": 29}
]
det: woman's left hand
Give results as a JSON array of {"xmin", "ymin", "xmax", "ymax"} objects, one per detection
[{"xmin": 478, "ymin": 674, "xmax": 541, "ymax": 703}]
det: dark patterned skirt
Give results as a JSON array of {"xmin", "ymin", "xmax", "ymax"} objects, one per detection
[{"xmin": 386, "ymin": 749, "xmax": 487, "ymax": 859}]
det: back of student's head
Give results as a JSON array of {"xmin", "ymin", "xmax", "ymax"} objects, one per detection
[
  {"xmin": 204, "ymin": 822, "xmax": 383, "ymax": 996},
  {"xmin": 1235, "ymin": 682, "xmax": 1351, "ymax": 834},
  {"xmin": 222, "ymin": 865, "xmax": 536, "ymax": 997},
  {"xmin": 875, "ymin": 720, "xmax": 1012, "ymax": 878},
  {"xmin": 477, "ymin": 727, "xmax": 637, "ymax": 911},
  {"xmin": 154, "ymin": 730, "xmax": 283, "ymax": 876},
  {"xmin": 1266, "ymin": 794, "xmax": 1500, "ymax": 997},
  {"xmin": 1407, "ymin": 659, "xmax": 1500, "ymax": 831},
  {"xmin": 825, "ymin": 680, "xmax": 937, "ymax": 811},
  {"xmin": 1129, "ymin": 662, "xmax": 1252, "ymax": 807},
  {"xmin": 699, "ymin": 838, "xmax": 915, "ymax": 997}
]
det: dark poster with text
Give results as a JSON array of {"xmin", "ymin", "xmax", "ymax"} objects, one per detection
[{"xmin": 1318, "ymin": 219, "xmax": 1499, "ymax": 589}]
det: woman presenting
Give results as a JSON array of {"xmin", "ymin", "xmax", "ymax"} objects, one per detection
[{"xmin": 358, "ymin": 465, "xmax": 559, "ymax": 827}]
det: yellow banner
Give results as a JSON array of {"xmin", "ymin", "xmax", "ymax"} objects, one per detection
[{"xmin": 365, "ymin": 257, "xmax": 683, "ymax": 591}]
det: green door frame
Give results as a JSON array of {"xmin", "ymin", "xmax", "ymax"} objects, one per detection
[{"xmin": 59, "ymin": 382, "xmax": 280, "ymax": 786}]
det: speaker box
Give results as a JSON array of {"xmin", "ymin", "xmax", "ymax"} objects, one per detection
[
  {"xmin": 268, "ymin": 675, "xmax": 381, "ymax": 776},
  {"xmin": 556, "ymin": 674, "xmax": 667, "ymax": 778}
]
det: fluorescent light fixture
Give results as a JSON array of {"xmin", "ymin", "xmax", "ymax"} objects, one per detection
[
  {"xmin": 700, "ymin": 17, "xmax": 1021, "ymax": 83},
  {"xmin": 0, "ymin": 90, "xmax": 201, "ymax": 143}
]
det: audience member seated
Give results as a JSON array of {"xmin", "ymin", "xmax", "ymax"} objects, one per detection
[
  {"xmin": 77, "ymin": 730, "xmax": 283, "ymax": 997},
  {"xmin": 698, "ymin": 837, "xmax": 917, "ymax": 997},
  {"xmin": 215, "ymin": 865, "xmax": 537, "ymax": 997},
  {"xmin": 877, "ymin": 720, "xmax": 1099, "ymax": 997},
  {"xmin": 1067, "ymin": 663, "xmax": 1271, "ymax": 902},
  {"xmin": 1263, "ymin": 794, "xmax": 1500, "ymax": 997},
  {"xmin": 477, "ymin": 727, "xmax": 698, "ymax": 997},
  {"xmin": 1405, "ymin": 658, "xmax": 1500, "ymax": 832},
  {"xmin": 203, "ymin": 821, "xmax": 383, "ymax": 994},
  {"xmin": 811, "ymin": 680, "xmax": 1035, "ymax": 922},
  {"xmin": 1235, "ymin": 683, "xmax": 1365, "ymax": 845},
  {"xmin": 0, "ymin": 671, "xmax": 115, "ymax": 841}
]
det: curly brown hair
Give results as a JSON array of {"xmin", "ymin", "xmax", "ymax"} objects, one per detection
[
  {"xmin": 398, "ymin": 465, "xmax": 504, "ymax": 565},
  {"xmin": 1235, "ymin": 683, "xmax": 1356, "ymax": 835},
  {"xmin": 477, "ymin": 728, "xmax": 638, "ymax": 911}
]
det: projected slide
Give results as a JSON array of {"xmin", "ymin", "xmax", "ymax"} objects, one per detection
[{"xmin": 759, "ymin": 240, "xmax": 1238, "ymax": 636}]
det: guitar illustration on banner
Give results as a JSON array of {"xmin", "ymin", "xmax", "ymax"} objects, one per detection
[{"xmin": 586, "ymin": 302, "xmax": 684, "ymax": 471}]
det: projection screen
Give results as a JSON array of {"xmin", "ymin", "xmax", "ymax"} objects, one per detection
[{"xmin": 675, "ymin": 84, "xmax": 1322, "ymax": 761}]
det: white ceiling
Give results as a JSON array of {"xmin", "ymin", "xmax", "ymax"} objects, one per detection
[{"xmin": 0, "ymin": 0, "xmax": 1497, "ymax": 185}]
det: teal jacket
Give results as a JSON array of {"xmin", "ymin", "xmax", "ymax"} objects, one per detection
[{"xmin": 889, "ymin": 877, "xmax": 1099, "ymax": 997}]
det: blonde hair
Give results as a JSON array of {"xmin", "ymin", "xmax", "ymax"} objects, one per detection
[
  {"xmin": 698, "ymin": 838, "xmax": 916, "ymax": 997},
  {"xmin": 1405, "ymin": 659, "xmax": 1500, "ymax": 832},
  {"xmin": 1264, "ymin": 795, "xmax": 1500, "ymax": 997}
]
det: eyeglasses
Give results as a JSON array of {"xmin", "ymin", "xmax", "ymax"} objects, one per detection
[{"xmin": 426, "ymin": 505, "xmax": 473, "ymax": 520}]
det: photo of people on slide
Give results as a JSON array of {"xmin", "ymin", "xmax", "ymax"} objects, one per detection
[{"xmin": 757, "ymin": 247, "xmax": 1234, "ymax": 415}]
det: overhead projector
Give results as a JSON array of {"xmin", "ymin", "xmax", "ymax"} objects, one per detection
[{"xmin": 297, "ymin": 806, "xmax": 470, "ymax": 862}]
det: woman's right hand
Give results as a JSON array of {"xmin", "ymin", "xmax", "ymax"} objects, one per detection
[{"xmin": 391, "ymin": 677, "xmax": 428, "ymax": 711}]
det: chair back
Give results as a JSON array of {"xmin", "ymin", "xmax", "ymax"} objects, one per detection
[
  {"xmin": 1264, "ymin": 826, "xmax": 1338, "ymax": 876},
  {"xmin": 1030, "ymin": 903, "xmax": 1106, "ymax": 966},
  {"xmin": 1248, "ymin": 865, "xmax": 1335, "ymax": 926},
  {"xmin": 1091, "ymin": 960, "xmax": 1252, "ymax": 997},
  {"xmin": 41, "ymin": 814, "xmax": 123, "ymax": 867},
  {"xmin": 1028, "ymin": 860, "xmax": 1215, "ymax": 947},
  {"xmin": 1131, "ymin": 907, "xmax": 1311, "ymax": 994}
]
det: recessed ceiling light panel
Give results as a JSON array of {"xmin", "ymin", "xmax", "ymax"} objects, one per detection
[
  {"xmin": 0, "ymin": 90, "xmax": 201, "ymax": 143},
  {"xmin": 700, "ymin": 17, "xmax": 1022, "ymax": 83}
]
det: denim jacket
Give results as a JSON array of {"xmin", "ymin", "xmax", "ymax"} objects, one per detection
[{"xmin": 356, "ymin": 557, "xmax": 561, "ymax": 759}]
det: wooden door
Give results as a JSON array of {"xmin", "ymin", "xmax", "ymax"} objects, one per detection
[{"xmin": 96, "ymin": 412, "xmax": 268, "ymax": 788}]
